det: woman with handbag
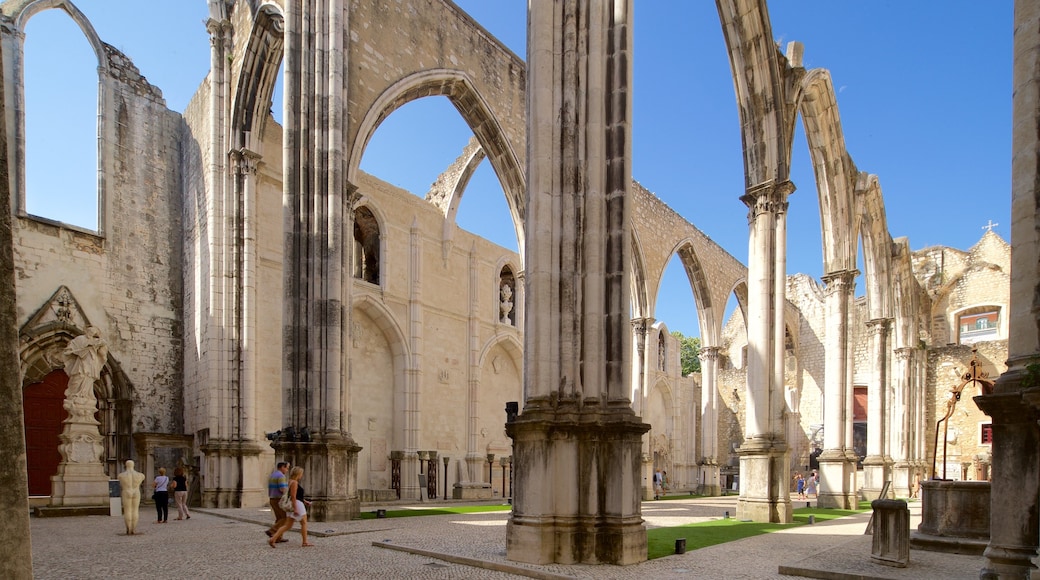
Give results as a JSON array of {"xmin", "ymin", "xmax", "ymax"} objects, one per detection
[
  {"xmin": 268, "ymin": 466, "xmax": 313, "ymax": 547},
  {"xmin": 153, "ymin": 467, "xmax": 170, "ymax": 523}
]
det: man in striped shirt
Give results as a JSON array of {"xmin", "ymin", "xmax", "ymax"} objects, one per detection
[{"xmin": 265, "ymin": 462, "xmax": 290, "ymax": 539}]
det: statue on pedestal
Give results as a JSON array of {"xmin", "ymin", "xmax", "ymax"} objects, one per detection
[
  {"xmin": 500, "ymin": 283, "xmax": 513, "ymax": 324},
  {"xmin": 118, "ymin": 460, "xmax": 145, "ymax": 534}
]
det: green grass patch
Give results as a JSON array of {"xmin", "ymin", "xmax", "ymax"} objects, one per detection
[
  {"xmin": 358, "ymin": 504, "xmax": 512, "ymax": 519},
  {"xmin": 646, "ymin": 505, "xmax": 866, "ymax": 560},
  {"xmin": 655, "ymin": 493, "xmax": 706, "ymax": 501}
]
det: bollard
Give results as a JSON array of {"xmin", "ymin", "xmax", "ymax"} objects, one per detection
[
  {"xmin": 376, "ymin": 509, "xmax": 387, "ymax": 518},
  {"xmin": 724, "ymin": 511, "xmax": 730, "ymax": 519},
  {"xmin": 674, "ymin": 538, "xmax": 687, "ymax": 554},
  {"xmin": 808, "ymin": 515, "xmax": 815, "ymax": 524}
]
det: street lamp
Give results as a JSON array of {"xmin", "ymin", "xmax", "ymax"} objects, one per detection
[{"xmin": 487, "ymin": 453, "xmax": 495, "ymax": 487}]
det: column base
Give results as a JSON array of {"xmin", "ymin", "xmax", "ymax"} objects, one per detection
[
  {"xmin": 49, "ymin": 462, "xmax": 110, "ymax": 506},
  {"xmin": 697, "ymin": 461, "xmax": 721, "ymax": 497},
  {"xmin": 817, "ymin": 450, "xmax": 857, "ymax": 509},
  {"xmin": 736, "ymin": 437, "xmax": 791, "ymax": 523},
  {"xmin": 199, "ymin": 439, "xmax": 267, "ymax": 508},
  {"xmin": 861, "ymin": 455, "xmax": 891, "ymax": 500},
  {"xmin": 505, "ymin": 398, "xmax": 650, "ymax": 565},
  {"xmin": 271, "ymin": 431, "xmax": 363, "ymax": 521}
]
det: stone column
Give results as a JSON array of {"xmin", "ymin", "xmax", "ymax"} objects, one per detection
[
  {"xmin": 736, "ymin": 181, "xmax": 793, "ymax": 524},
  {"xmin": 50, "ymin": 328, "xmax": 111, "ymax": 506},
  {"xmin": 890, "ymin": 347, "xmax": 913, "ymax": 496},
  {"xmin": 276, "ymin": 0, "xmax": 361, "ymax": 521},
  {"xmin": 976, "ymin": 1, "xmax": 1040, "ymax": 576},
  {"xmin": 862, "ymin": 318, "xmax": 892, "ymax": 499},
  {"xmin": 631, "ymin": 317, "xmax": 656, "ymax": 500},
  {"xmin": 698, "ymin": 346, "xmax": 721, "ymax": 496},
  {"xmin": 818, "ymin": 270, "xmax": 858, "ymax": 509},
  {"xmin": 0, "ymin": 48, "xmax": 31, "ymax": 574},
  {"xmin": 507, "ymin": 0, "xmax": 650, "ymax": 565}
]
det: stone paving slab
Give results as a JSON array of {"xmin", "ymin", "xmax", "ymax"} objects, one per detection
[{"xmin": 27, "ymin": 497, "xmax": 1025, "ymax": 579}]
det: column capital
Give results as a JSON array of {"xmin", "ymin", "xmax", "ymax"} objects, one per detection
[
  {"xmin": 740, "ymin": 180, "xmax": 795, "ymax": 219},
  {"xmin": 821, "ymin": 269, "xmax": 858, "ymax": 295},
  {"xmin": 894, "ymin": 346, "xmax": 916, "ymax": 361},
  {"xmin": 865, "ymin": 317, "xmax": 893, "ymax": 336},
  {"xmin": 698, "ymin": 346, "xmax": 721, "ymax": 362},
  {"xmin": 231, "ymin": 148, "xmax": 262, "ymax": 175}
]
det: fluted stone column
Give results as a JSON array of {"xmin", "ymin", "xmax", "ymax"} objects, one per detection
[
  {"xmin": 507, "ymin": 0, "xmax": 650, "ymax": 565},
  {"xmin": 976, "ymin": 1, "xmax": 1040, "ymax": 577},
  {"xmin": 862, "ymin": 318, "xmax": 892, "ymax": 499},
  {"xmin": 818, "ymin": 270, "xmax": 858, "ymax": 509},
  {"xmin": 698, "ymin": 346, "xmax": 721, "ymax": 496},
  {"xmin": 891, "ymin": 347, "xmax": 914, "ymax": 496},
  {"xmin": 276, "ymin": 0, "xmax": 361, "ymax": 521},
  {"xmin": 631, "ymin": 317, "xmax": 656, "ymax": 500},
  {"xmin": 736, "ymin": 181, "xmax": 793, "ymax": 523}
]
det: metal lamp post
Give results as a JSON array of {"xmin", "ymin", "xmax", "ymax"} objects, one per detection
[{"xmin": 443, "ymin": 456, "xmax": 449, "ymax": 500}]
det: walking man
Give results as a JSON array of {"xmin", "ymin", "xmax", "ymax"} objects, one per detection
[{"xmin": 266, "ymin": 461, "xmax": 290, "ymax": 541}]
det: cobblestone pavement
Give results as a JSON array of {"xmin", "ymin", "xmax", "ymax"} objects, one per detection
[{"xmin": 28, "ymin": 496, "xmax": 1003, "ymax": 579}]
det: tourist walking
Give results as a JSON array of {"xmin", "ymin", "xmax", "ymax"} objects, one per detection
[
  {"xmin": 798, "ymin": 473, "xmax": 815, "ymax": 501},
  {"xmin": 795, "ymin": 472, "xmax": 805, "ymax": 499},
  {"xmin": 266, "ymin": 462, "xmax": 290, "ymax": 540},
  {"xmin": 269, "ymin": 466, "xmax": 314, "ymax": 547},
  {"xmin": 153, "ymin": 467, "xmax": 170, "ymax": 523},
  {"xmin": 172, "ymin": 466, "xmax": 190, "ymax": 520}
]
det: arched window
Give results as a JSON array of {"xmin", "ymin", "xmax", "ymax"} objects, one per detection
[
  {"xmin": 498, "ymin": 266, "xmax": 516, "ymax": 325},
  {"xmin": 24, "ymin": 9, "xmax": 99, "ymax": 231},
  {"xmin": 658, "ymin": 332, "xmax": 666, "ymax": 371},
  {"xmin": 353, "ymin": 206, "xmax": 381, "ymax": 284}
]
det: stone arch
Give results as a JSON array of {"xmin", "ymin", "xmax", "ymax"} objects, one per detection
[
  {"xmin": 19, "ymin": 323, "xmax": 133, "ymax": 480},
  {"xmin": 229, "ymin": 2, "xmax": 284, "ymax": 149},
  {"xmin": 656, "ymin": 239, "xmax": 716, "ymax": 345},
  {"xmin": 716, "ymin": 0, "xmax": 792, "ymax": 187},
  {"xmin": 346, "ymin": 69, "xmax": 526, "ymax": 262},
  {"xmin": 796, "ymin": 68, "xmax": 859, "ymax": 274},
  {"xmin": 351, "ymin": 293, "xmax": 411, "ymax": 452},
  {"xmin": 951, "ymin": 304, "xmax": 1007, "ymax": 344},
  {"xmin": 630, "ymin": 230, "xmax": 649, "ymax": 320},
  {"xmin": 2, "ymin": 0, "xmax": 110, "ymax": 230},
  {"xmin": 855, "ymin": 173, "xmax": 893, "ymax": 320},
  {"xmin": 478, "ymin": 332, "xmax": 523, "ymax": 375}
]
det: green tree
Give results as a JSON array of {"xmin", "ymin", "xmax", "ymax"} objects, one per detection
[{"xmin": 670, "ymin": 331, "xmax": 701, "ymax": 376}]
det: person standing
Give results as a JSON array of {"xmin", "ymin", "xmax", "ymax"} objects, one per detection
[
  {"xmin": 153, "ymin": 467, "xmax": 170, "ymax": 523},
  {"xmin": 172, "ymin": 466, "xmax": 190, "ymax": 520},
  {"xmin": 269, "ymin": 466, "xmax": 314, "ymax": 547},
  {"xmin": 266, "ymin": 461, "xmax": 290, "ymax": 539}
]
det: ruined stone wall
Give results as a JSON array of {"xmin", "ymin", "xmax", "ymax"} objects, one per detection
[
  {"xmin": 346, "ymin": 170, "xmax": 523, "ymax": 491},
  {"xmin": 926, "ymin": 340, "xmax": 1005, "ymax": 480},
  {"xmin": 15, "ymin": 53, "xmax": 183, "ymax": 434}
]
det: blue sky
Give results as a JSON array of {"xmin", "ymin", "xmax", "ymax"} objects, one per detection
[{"xmin": 23, "ymin": 1, "xmax": 1012, "ymax": 338}]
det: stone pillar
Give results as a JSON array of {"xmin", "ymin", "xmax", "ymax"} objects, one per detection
[
  {"xmin": 698, "ymin": 346, "xmax": 721, "ymax": 496},
  {"xmin": 736, "ymin": 181, "xmax": 793, "ymax": 524},
  {"xmin": 50, "ymin": 328, "xmax": 110, "ymax": 506},
  {"xmin": 818, "ymin": 270, "xmax": 858, "ymax": 509},
  {"xmin": 891, "ymin": 347, "xmax": 914, "ymax": 497},
  {"xmin": 975, "ymin": 2, "xmax": 1040, "ymax": 576},
  {"xmin": 507, "ymin": 0, "xmax": 650, "ymax": 565},
  {"xmin": 278, "ymin": 0, "xmax": 361, "ymax": 520},
  {"xmin": 631, "ymin": 317, "xmax": 655, "ymax": 500},
  {"xmin": 862, "ymin": 318, "xmax": 892, "ymax": 499},
  {"xmin": 0, "ymin": 49, "xmax": 32, "ymax": 575}
]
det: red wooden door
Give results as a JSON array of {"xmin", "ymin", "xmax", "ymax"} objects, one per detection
[{"xmin": 24, "ymin": 371, "xmax": 68, "ymax": 496}]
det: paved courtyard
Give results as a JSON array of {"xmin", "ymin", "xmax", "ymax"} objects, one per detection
[{"xmin": 29, "ymin": 496, "xmax": 1007, "ymax": 579}]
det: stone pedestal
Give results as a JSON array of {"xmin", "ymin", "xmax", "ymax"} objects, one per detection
[
  {"xmin": 272, "ymin": 431, "xmax": 362, "ymax": 521},
  {"xmin": 736, "ymin": 437, "xmax": 792, "ymax": 523},
  {"xmin": 50, "ymin": 416, "xmax": 108, "ymax": 506},
  {"xmin": 892, "ymin": 461, "xmax": 912, "ymax": 498},
  {"xmin": 871, "ymin": 499, "xmax": 910, "ymax": 567},
  {"xmin": 506, "ymin": 400, "xmax": 650, "ymax": 565}
]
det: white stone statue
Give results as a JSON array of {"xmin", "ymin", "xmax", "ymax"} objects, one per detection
[
  {"xmin": 500, "ymin": 283, "xmax": 513, "ymax": 324},
  {"xmin": 118, "ymin": 460, "xmax": 146, "ymax": 535},
  {"xmin": 61, "ymin": 326, "xmax": 108, "ymax": 422}
]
